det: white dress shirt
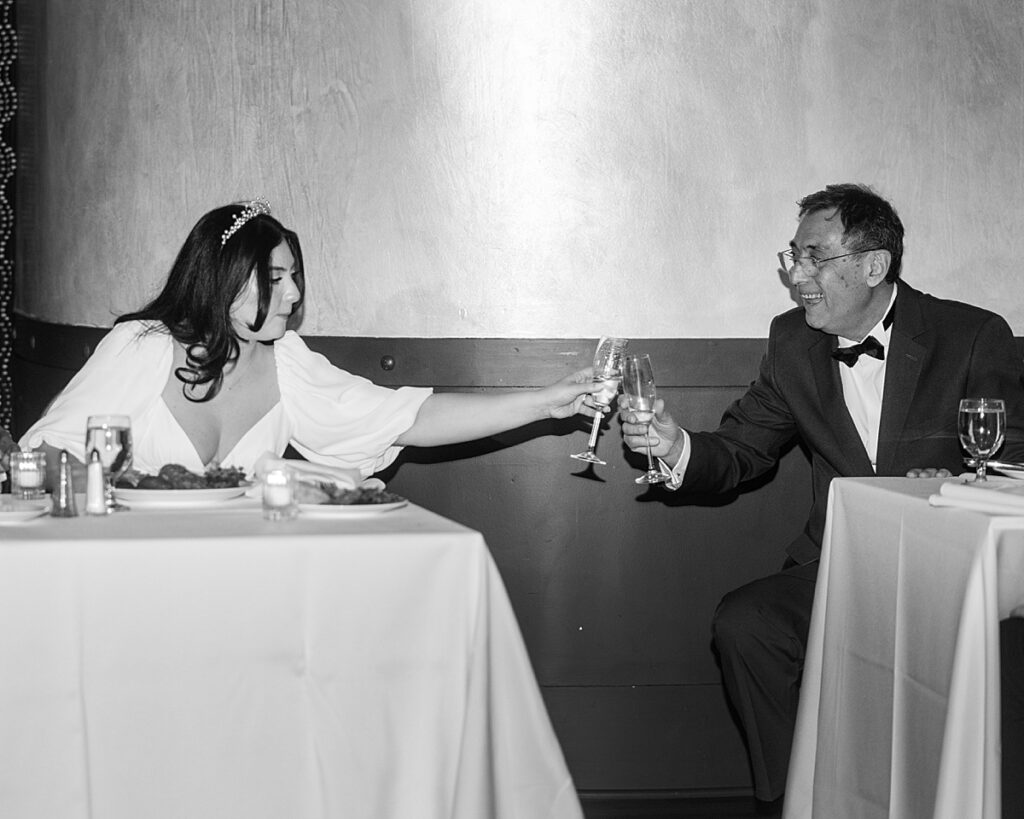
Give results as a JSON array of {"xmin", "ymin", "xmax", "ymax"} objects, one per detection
[{"xmin": 835, "ymin": 285, "xmax": 898, "ymax": 470}]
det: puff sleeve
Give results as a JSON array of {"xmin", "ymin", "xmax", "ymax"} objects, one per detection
[
  {"xmin": 275, "ymin": 332, "xmax": 432, "ymax": 477},
  {"xmin": 19, "ymin": 321, "xmax": 173, "ymax": 464}
]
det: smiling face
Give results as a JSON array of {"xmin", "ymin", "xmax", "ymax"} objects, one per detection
[
  {"xmin": 788, "ymin": 207, "xmax": 891, "ymax": 340},
  {"xmin": 230, "ymin": 241, "xmax": 302, "ymax": 343}
]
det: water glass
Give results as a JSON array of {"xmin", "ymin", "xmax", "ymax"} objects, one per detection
[
  {"xmin": 85, "ymin": 414, "xmax": 133, "ymax": 512},
  {"xmin": 958, "ymin": 398, "xmax": 1006, "ymax": 481},
  {"xmin": 10, "ymin": 451, "xmax": 47, "ymax": 500}
]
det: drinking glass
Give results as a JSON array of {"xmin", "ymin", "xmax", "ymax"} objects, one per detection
[
  {"xmin": 85, "ymin": 414, "xmax": 133, "ymax": 512},
  {"xmin": 262, "ymin": 466, "xmax": 298, "ymax": 521},
  {"xmin": 9, "ymin": 451, "xmax": 47, "ymax": 500},
  {"xmin": 622, "ymin": 354, "xmax": 670, "ymax": 484},
  {"xmin": 958, "ymin": 398, "xmax": 1005, "ymax": 481},
  {"xmin": 571, "ymin": 336, "xmax": 629, "ymax": 465}
]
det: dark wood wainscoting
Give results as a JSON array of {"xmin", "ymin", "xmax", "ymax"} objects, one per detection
[{"xmin": 12, "ymin": 315, "xmax": 816, "ymax": 798}]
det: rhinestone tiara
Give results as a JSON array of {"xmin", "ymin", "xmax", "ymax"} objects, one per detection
[{"xmin": 220, "ymin": 197, "xmax": 272, "ymax": 246}]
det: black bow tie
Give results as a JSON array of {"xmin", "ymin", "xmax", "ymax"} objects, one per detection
[{"xmin": 832, "ymin": 335, "xmax": 885, "ymax": 367}]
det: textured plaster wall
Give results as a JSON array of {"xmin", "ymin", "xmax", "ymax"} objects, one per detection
[{"xmin": 14, "ymin": 0, "xmax": 1024, "ymax": 337}]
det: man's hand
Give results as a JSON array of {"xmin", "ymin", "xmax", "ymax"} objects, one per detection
[
  {"xmin": 905, "ymin": 467, "xmax": 953, "ymax": 478},
  {"xmin": 617, "ymin": 396, "xmax": 682, "ymax": 462}
]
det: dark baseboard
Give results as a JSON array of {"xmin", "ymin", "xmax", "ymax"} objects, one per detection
[{"xmin": 579, "ymin": 790, "xmax": 764, "ymax": 819}]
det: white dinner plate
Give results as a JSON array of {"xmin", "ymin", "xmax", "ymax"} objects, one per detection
[
  {"xmin": 118, "ymin": 485, "xmax": 249, "ymax": 508},
  {"xmin": 298, "ymin": 499, "xmax": 408, "ymax": 518},
  {"xmin": 992, "ymin": 466, "xmax": 1024, "ymax": 480},
  {"xmin": 0, "ymin": 498, "xmax": 50, "ymax": 524}
]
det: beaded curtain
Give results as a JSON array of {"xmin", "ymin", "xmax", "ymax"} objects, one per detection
[{"xmin": 0, "ymin": 0, "xmax": 11, "ymax": 432}]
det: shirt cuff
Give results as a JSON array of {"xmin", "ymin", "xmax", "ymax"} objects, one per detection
[{"xmin": 658, "ymin": 428, "xmax": 690, "ymax": 490}]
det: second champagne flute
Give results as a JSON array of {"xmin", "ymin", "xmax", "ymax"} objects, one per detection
[
  {"xmin": 623, "ymin": 354, "xmax": 670, "ymax": 484},
  {"xmin": 571, "ymin": 336, "xmax": 629, "ymax": 465},
  {"xmin": 85, "ymin": 414, "xmax": 134, "ymax": 512}
]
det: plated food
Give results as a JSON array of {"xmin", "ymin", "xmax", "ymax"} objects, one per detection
[
  {"xmin": 116, "ymin": 485, "xmax": 250, "ymax": 508},
  {"xmin": 113, "ymin": 463, "xmax": 251, "ymax": 508},
  {"xmin": 294, "ymin": 481, "xmax": 405, "ymax": 506},
  {"xmin": 293, "ymin": 481, "xmax": 408, "ymax": 516},
  {"xmin": 111, "ymin": 463, "xmax": 407, "ymax": 513},
  {"xmin": 117, "ymin": 463, "xmax": 249, "ymax": 490}
]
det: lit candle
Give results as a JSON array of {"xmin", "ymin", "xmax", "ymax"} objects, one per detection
[
  {"xmin": 17, "ymin": 462, "xmax": 41, "ymax": 488},
  {"xmin": 262, "ymin": 468, "xmax": 297, "ymax": 520},
  {"xmin": 12, "ymin": 452, "xmax": 46, "ymax": 500},
  {"xmin": 264, "ymin": 479, "xmax": 292, "ymax": 507}
]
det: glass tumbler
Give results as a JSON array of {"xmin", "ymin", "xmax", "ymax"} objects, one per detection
[
  {"xmin": 262, "ymin": 467, "xmax": 298, "ymax": 521},
  {"xmin": 10, "ymin": 451, "xmax": 47, "ymax": 500}
]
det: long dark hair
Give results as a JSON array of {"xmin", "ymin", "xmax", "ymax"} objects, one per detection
[{"xmin": 117, "ymin": 202, "xmax": 306, "ymax": 401}]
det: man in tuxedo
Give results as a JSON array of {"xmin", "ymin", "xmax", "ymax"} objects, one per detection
[{"xmin": 619, "ymin": 183, "xmax": 1024, "ymax": 811}]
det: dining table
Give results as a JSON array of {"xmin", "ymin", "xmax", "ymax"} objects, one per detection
[
  {"xmin": 0, "ymin": 491, "xmax": 583, "ymax": 819},
  {"xmin": 784, "ymin": 476, "xmax": 1024, "ymax": 819}
]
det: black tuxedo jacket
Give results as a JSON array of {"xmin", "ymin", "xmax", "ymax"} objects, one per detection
[{"xmin": 682, "ymin": 282, "xmax": 1024, "ymax": 564}]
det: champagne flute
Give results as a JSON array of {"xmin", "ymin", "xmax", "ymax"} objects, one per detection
[
  {"xmin": 622, "ymin": 354, "xmax": 670, "ymax": 484},
  {"xmin": 958, "ymin": 398, "xmax": 1005, "ymax": 482},
  {"xmin": 571, "ymin": 336, "xmax": 629, "ymax": 465},
  {"xmin": 85, "ymin": 414, "xmax": 134, "ymax": 512}
]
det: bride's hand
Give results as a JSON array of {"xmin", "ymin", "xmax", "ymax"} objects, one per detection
[{"xmin": 542, "ymin": 367, "xmax": 595, "ymax": 420}]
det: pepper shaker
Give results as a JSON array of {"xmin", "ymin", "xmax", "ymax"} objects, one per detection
[{"xmin": 51, "ymin": 449, "xmax": 79, "ymax": 517}]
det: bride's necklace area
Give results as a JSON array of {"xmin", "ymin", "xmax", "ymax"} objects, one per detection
[
  {"xmin": 174, "ymin": 339, "xmax": 270, "ymax": 404},
  {"xmin": 219, "ymin": 343, "xmax": 268, "ymax": 396}
]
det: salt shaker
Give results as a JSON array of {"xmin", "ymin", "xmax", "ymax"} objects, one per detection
[
  {"xmin": 85, "ymin": 448, "xmax": 107, "ymax": 516},
  {"xmin": 51, "ymin": 449, "xmax": 79, "ymax": 517}
]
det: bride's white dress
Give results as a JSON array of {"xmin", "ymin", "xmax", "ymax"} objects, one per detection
[{"xmin": 20, "ymin": 321, "xmax": 432, "ymax": 477}]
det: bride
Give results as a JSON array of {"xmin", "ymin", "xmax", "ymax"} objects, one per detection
[{"xmin": 21, "ymin": 199, "xmax": 594, "ymax": 487}]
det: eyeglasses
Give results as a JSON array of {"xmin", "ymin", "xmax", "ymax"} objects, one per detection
[{"xmin": 778, "ymin": 247, "xmax": 882, "ymax": 274}]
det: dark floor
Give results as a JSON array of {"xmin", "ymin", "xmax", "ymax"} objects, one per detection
[{"xmin": 579, "ymin": 793, "xmax": 776, "ymax": 819}]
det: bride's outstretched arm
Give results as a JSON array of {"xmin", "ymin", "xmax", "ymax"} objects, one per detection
[{"xmin": 396, "ymin": 367, "xmax": 594, "ymax": 448}]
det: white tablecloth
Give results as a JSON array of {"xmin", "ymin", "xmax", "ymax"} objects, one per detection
[
  {"xmin": 785, "ymin": 477, "xmax": 1024, "ymax": 819},
  {"xmin": 0, "ymin": 500, "xmax": 582, "ymax": 819}
]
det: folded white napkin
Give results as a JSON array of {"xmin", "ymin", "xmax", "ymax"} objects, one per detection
[
  {"xmin": 929, "ymin": 478, "xmax": 1024, "ymax": 515},
  {"xmin": 247, "ymin": 452, "xmax": 384, "ymax": 497},
  {"xmin": 253, "ymin": 452, "xmax": 360, "ymax": 487}
]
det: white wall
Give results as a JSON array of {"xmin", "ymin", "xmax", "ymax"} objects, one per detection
[{"xmin": 15, "ymin": 0, "xmax": 1024, "ymax": 337}]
